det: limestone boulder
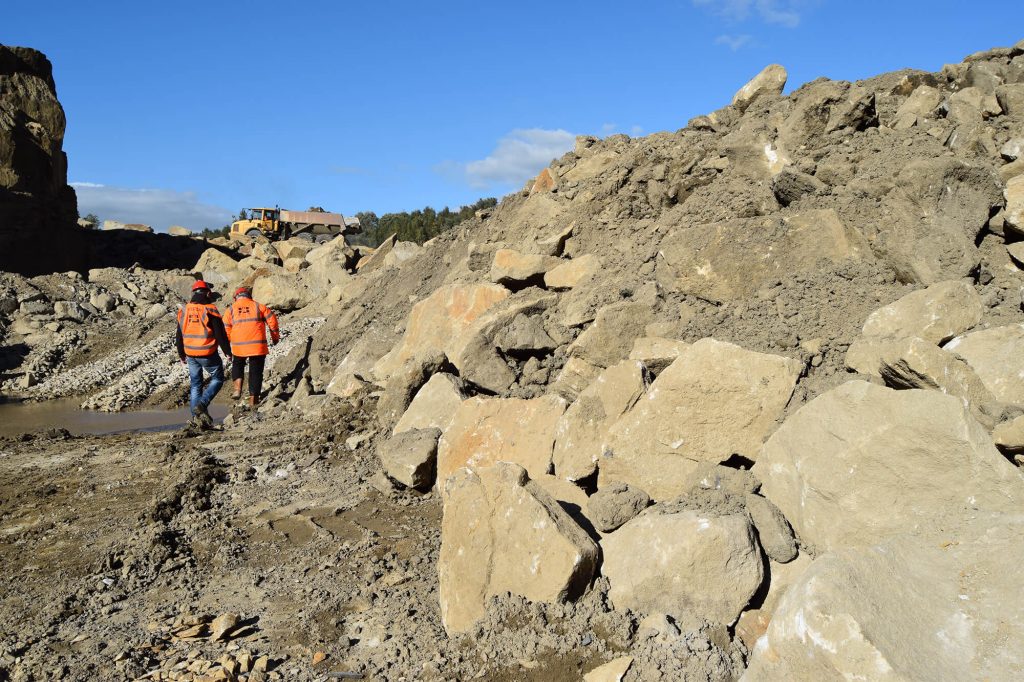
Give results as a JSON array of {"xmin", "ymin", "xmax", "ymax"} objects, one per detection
[
  {"xmin": 892, "ymin": 84, "xmax": 943, "ymax": 129},
  {"xmin": 602, "ymin": 505, "xmax": 763, "ymax": 625},
  {"xmin": 993, "ymin": 415, "xmax": 1024, "ymax": 456},
  {"xmin": 274, "ymin": 239, "xmax": 315, "ymax": 262},
  {"xmin": 628, "ymin": 337, "xmax": 689, "ymax": 375},
  {"xmin": 744, "ymin": 515, "xmax": 1024, "ymax": 681},
  {"xmin": 379, "ymin": 428, "xmax": 441, "ymax": 491},
  {"xmin": 54, "ymin": 300, "xmax": 87, "ymax": 322},
  {"xmin": 549, "ymin": 356, "xmax": 602, "ymax": 402},
  {"xmin": 996, "ymin": 82, "xmax": 1024, "ymax": 115},
  {"xmin": 945, "ymin": 324, "xmax": 1024, "ymax": 406},
  {"xmin": 568, "ymin": 301, "xmax": 653, "ymax": 368},
  {"xmin": 1006, "ymin": 175, "xmax": 1024, "ymax": 232},
  {"xmin": 167, "ymin": 225, "xmax": 192, "ymax": 237},
  {"xmin": 493, "ymin": 313, "xmax": 556, "ymax": 357},
  {"xmin": 382, "ymin": 241, "xmax": 422, "ymax": 268},
  {"xmin": 376, "ymin": 350, "xmax": 446, "ymax": 426},
  {"xmin": 754, "ymin": 381, "xmax": 1024, "ymax": 552},
  {"xmin": 251, "ymin": 274, "xmax": 308, "ymax": 312},
  {"xmin": 731, "ymin": 64, "xmax": 787, "ymax": 112},
  {"xmin": 356, "ymin": 233, "xmax": 396, "ymax": 273},
  {"xmin": 587, "ymin": 481, "xmax": 650, "ymax": 533},
  {"xmin": 600, "ymin": 339, "xmax": 801, "ymax": 501},
  {"xmin": 584, "ymin": 657, "xmax": 633, "ymax": 682},
  {"xmin": 552, "ymin": 360, "xmax": 648, "ymax": 482},
  {"xmin": 436, "ymin": 394, "xmax": 567, "ymax": 484},
  {"xmin": 488, "ymin": 248, "xmax": 560, "ymax": 287},
  {"xmin": 543, "ymin": 254, "xmax": 600, "ymax": 290},
  {"xmin": 393, "ymin": 372, "xmax": 466, "ymax": 435},
  {"xmin": 745, "ymin": 493, "xmax": 797, "ymax": 563},
  {"xmin": 193, "ymin": 248, "xmax": 240, "ymax": 287},
  {"xmin": 770, "ymin": 168, "xmax": 825, "ymax": 206},
  {"xmin": 439, "ymin": 462, "xmax": 599, "ymax": 634},
  {"xmin": 861, "ymin": 280, "xmax": 983, "ymax": 344}
]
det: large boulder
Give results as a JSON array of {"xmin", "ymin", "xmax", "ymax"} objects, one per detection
[
  {"xmin": 379, "ymin": 428, "xmax": 440, "ymax": 491},
  {"xmin": 393, "ymin": 372, "xmax": 466, "ymax": 435},
  {"xmin": 193, "ymin": 248, "xmax": 241, "ymax": 287},
  {"xmin": 488, "ymin": 248, "xmax": 560, "ymax": 288},
  {"xmin": 543, "ymin": 254, "xmax": 600, "ymax": 290},
  {"xmin": 600, "ymin": 339, "xmax": 801, "ymax": 501},
  {"xmin": 601, "ymin": 504, "xmax": 764, "ymax": 625},
  {"xmin": 552, "ymin": 359, "xmax": 649, "ymax": 482},
  {"xmin": 744, "ymin": 515, "xmax": 1024, "ymax": 681},
  {"xmin": 439, "ymin": 462, "xmax": 599, "ymax": 634},
  {"xmin": 436, "ymin": 395, "xmax": 567, "ymax": 484},
  {"xmin": 945, "ymin": 324, "xmax": 1024, "ymax": 406},
  {"xmin": 568, "ymin": 301, "xmax": 653, "ymax": 368},
  {"xmin": 251, "ymin": 273, "xmax": 308, "ymax": 312},
  {"xmin": 860, "ymin": 280, "xmax": 983, "ymax": 344},
  {"xmin": 754, "ymin": 381, "xmax": 1023, "ymax": 552}
]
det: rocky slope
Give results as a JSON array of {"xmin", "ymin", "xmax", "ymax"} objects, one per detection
[{"xmin": 3, "ymin": 38, "xmax": 1024, "ymax": 681}]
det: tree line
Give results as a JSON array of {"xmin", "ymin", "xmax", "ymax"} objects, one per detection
[{"xmin": 350, "ymin": 197, "xmax": 497, "ymax": 247}]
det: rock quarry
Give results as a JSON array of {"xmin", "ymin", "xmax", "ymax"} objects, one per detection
[{"xmin": 3, "ymin": 38, "xmax": 1024, "ymax": 681}]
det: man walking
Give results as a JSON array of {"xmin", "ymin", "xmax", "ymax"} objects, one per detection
[
  {"xmin": 223, "ymin": 286, "xmax": 280, "ymax": 407},
  {"xmin": 175, "ymin": 280, "xmax": 231, "ymax": 428}
]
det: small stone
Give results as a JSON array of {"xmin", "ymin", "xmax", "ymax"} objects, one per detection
[{"xmin": 210, "ymin": 613, "xmax": 240, "ymax": 641}]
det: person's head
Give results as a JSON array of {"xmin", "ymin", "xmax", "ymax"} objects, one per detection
[
  {"xmin": 191, "ymin": 280, "xmax": 212, "ymax": 302},
  {"xmin": 233, "ymin": 286, "xmax": 252, "ymax": 300}
]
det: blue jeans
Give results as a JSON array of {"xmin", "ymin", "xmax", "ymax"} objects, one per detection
[{"xmin": 187, "ymin": 355, "xmax": 225, "ymax": 414}]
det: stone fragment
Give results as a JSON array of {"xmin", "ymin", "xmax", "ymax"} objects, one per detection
[
  {"xmin": 602, "ymin": 506, "xmax": 763, "ymax": 624},
  {"xmin": 601, "ymin": 339, "xmax": 801, "ymax": 501},
  {"xmin": 437, "ymin": 395, "xmax": 567, "ymax": 483},
  {"xmin": 734, "ymin": 554, "xmax": 812, "ymax": 652},
  {"xmin": 549, "ymin": 356, "xmax": 602, "ymax": 402},
  {"xmin": 210, "ymin": 613, "xmax": 239, "ymax": 641},
  {"xmin": 682, "ymin": 462, "xmax": 760, "ymax": 496},
  {"xmin": 1007, "ymin": 241, "xmax": 1024, "ymax": 267},
  {"xmin": 488, "ymin": 248, "xmax": 561, "ymax": 287},
  {"xmin": 945, "ymin": 324, "xmax": 1024, "ymax": 405},
  {"xmin": 745, "ymin": 493, "xmax": 797, "ymax": 563},
  {"xmin": 552, "ymin": 360, "xmax": 648, "ymax": 482},
  {"xmin": 54, "ymin": 300, "xmax": 87, "ymax": 322},
  {"xmin": 376, "ymin": 350, "xmax": 446, "ymax": 426},
  {"xmin": 393, "ymin": 372, "xmax": 465, "ymax": 435},
  {"xmin": 892, "ymin": 85, "xmax": 942, "ymax": 129},
  {"xmin": 861, "ymin": 280, "xmax": 983, "ymax": 344},
  {"xmin": 274, "ymin": 239, "xmax": 316, "ymax": 262},
  {"xmin": 379, "ymin": 428, "xmax": 441, "ymax": 491},
  {"xmin": 493, "ymin": 313, "xmax": 555, "ymax": 356},
  {"xmin": 89, "ymin": 292, "xmax": 116, "ymax": 312},
  {"xmin": 543, "ymin": 254, "xmax": 600, "ymax": 290},
  {"xmin": 382, "ymin": 241, "xmax": 422, "ymax": 269},
  {"xmin": 1006, "ymin": 175, "xmax": 1024, "ymax": 232},
  {"xmin": 193, "ymin": 248, "xmax": 240, "ymax": 286},
  {"xmin": 584, "ymin": 656, "xmax": 634, "ymax": 682},
  {"xmin": 587, "ymin": 481, "xmax": 650, "ymax": 533},
  {"xmin": 530, "ymin": 167, "xmax": 557, "ymax": 194},
  {"xmin": 824, "ymin": 86, "xmax": 877, "ymax": 132},
  {"xmin": 356, "ymin": 233, "xmax": 396, "ymax": 273},
  {"xmin": 439, "ymin": 462, "xmax": 599, "ymax": 634},
  {"xmin": 732, "ymin": 64, "xmax": 787, "ymax": 112},
  {"xmin": 568, "ymin": 301, "xmax": 653, "ymax": 368},
  {"xmin": 996, "ymin": 82, "xmax": 1024, "ymax": 115},
  {"xmin": 993, "ymin": 415, "xmax": 1024, "ymax": 455},
  {"xmin": 628, "ymin": 337, "xmax": 689, "ymax": 375},
  {"xmin": 744, "ymin": 517, "xmax": 1024, "ymax": 681},
  {"xmin": 770, "ymin": 168, "xmax": 825, "ymax": 206},
  {"xmin": 754, "ymin": 381, "xmax": 1024, "ymax": 552},
  {"xmin": 251, "ymin": 274, "xmax": 308, "ymax": 312},
  {"xmin": 1002, "ymin": 137, "xmax": 1024, "ymax": 161}
]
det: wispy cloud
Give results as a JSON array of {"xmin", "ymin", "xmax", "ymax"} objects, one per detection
[
  {"xmin": 439, "ymin": 128, "xmax": 576, "ymax": 189},
  {"xmin": 71, "ymin": 183, "xmax": 234, "ymax": 232},
  {"xmin": 715, "ymin": 33, "xmax": 754, "ymax": 50},
  {"xmin": 693, "ymin": 0, "xmax": 806, "ymax": 28}
]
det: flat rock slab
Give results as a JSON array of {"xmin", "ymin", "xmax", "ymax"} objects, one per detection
[
  {"xmin": 861, "ymin": 280, "xmax": 982, "ymax": 344},
  {"xmin": 754, "ymin": 381, "xmax": 1024, "ymax": 552},
  {"xmin": 439, "ymin": 462, "xmax": 598, "ymax": 635},
  {"xmin": 600, "ymin": 338, "xmax": 801, "ymax": 501}
]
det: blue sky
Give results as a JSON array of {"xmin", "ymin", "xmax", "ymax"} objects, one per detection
[{"xmin": 4, "ymin": 1, "xmax": 1024, "ymax": 231}]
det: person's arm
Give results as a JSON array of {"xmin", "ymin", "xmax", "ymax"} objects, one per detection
[
  {"xmin": 175, "ymin": 323, "xmax": 186, "ymax": 362},
  {"xmin": 208, "ymin": 312, "xmax": 232, "ymax": 356},
  {"xmin": 264, "ymin": 305, "xmax": 280, "ymax": 344}
]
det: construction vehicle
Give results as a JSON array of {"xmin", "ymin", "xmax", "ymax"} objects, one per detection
[{"xmin": 229, "ymin": 207, "xmax": 354, "ymax": 242}]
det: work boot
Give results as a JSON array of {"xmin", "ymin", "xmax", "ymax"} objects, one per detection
[
  {"xmin": 230, "ymin": 378, "xmax": 242, "ymax": 401},
  {"xmin": 195, "ymin": 404, "xmax": 214, "ymax": 429}
]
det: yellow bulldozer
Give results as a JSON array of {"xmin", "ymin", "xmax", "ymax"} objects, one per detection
[{"xmin": 229, "ymin": 207, "xmax": 353, "ymax": 242}]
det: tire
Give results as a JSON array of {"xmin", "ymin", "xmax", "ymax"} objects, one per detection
[
  {"xmin": 245, "ymin": 229, "xmax": 261, "ymax": 238},
  {"xmin": 315, "ymin": 234, "xmax": 330, "ymax": 244},
  {"xmin": 295, "ymin": 231, "xmax": 315, "ymax": 242}
]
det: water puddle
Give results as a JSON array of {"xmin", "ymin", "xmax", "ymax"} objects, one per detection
[{"xmin": 0, "ymin": 397, "xmax": 230, "ymax": 437}]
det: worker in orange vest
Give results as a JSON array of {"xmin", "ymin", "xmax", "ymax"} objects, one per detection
[
  {"xmin": 224, "ymin": 286, "xmax": 280, "ymax": 407},
  {"xmin": 175, "ymin": 280, "xmax": 231, "ymax": 428}
]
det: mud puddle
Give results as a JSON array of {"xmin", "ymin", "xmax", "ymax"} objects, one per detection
[{"xmin": 0, "ymin": 397, "xmax": 230, "ymax": 436}]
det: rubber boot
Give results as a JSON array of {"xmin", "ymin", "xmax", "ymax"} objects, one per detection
[
  {"xmin": 231, "ymin": 378, "xmax": 242, "ymax": 400},
  {"xmin": 249, "ymin": 394, "xmax": 259, "ymax": 408}
]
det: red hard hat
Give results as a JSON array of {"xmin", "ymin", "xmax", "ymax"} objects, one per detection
[
  {"xmin": 191, "ymin": 280, "xmax": 210, "ymax": 291},
  {"xmin": 234, "ymin": 286, "xmax": 251, "ymax": 298}
]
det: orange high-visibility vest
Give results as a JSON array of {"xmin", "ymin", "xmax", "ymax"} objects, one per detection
[
  {"xmin": 177, "ymin": 303, "xmax": 222, "ymax": 357},
  {"xmin": 224, "ymin": 297, "xmax": 279, "ymax": 357}
]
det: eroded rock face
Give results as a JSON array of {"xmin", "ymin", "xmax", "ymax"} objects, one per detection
[
  {"xmin": 754, "ymin": 381, "xmax": 1024, "ymax": 552},
  {"xmin": 439, "ymin": 462, "xmax": 599, "ymax": 634},
  {"xmin": 0, "ymin": 46, "xmax": 82, "ymax": 275},
  {"xmin": 601, "ymin": 505, "xmax": 763, "ymax": 625},
  {"xmin": 600, "ymin": 339, "xmax": 801, "ymax": 501},
  {"xmin": 436, "ymin": 395, "xmax": 567, "ymax": 484},
  {"xmin": 744, "ymin": 515, "xmax": 1024, "ymax": 681}
]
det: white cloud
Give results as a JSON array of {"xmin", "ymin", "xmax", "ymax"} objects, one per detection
[
  {"xmin": 630, "ymin": 125, "xmax": 645, "ymax": 136},
  {"xmin": 693, "ymin": 0, "xmax": 804, "ymax": 28},
  {"xmin": 715, "ymin": 33, "xmax": 754, "ymax": 50},
  {"xmin": 449, "ymin": 128, "xmax": 576, "ymax": 189},
  {"xmin": 72, "ymin": 183, "xmax": 234, "ymax": 232}
]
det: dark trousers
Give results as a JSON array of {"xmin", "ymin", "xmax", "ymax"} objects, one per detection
[{"xmin": 231, "ymin": 355, "xmax": 267, "ymax": 398}]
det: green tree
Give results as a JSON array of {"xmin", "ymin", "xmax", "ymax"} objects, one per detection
[{"xmin": 82, "ymin": 213, "xmax": 100, "ymax": 229}]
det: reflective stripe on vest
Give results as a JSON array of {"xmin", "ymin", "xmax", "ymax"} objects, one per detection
[
  {"xmin": 178, "ymin": 303, "xmax": 219, "ymax": 357},
  {"xmin": 227, "ymin": 298, "xmax": 269, "ymax": 356}
]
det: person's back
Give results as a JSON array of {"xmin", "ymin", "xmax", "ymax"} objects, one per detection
[
  {"xmin": 223, "ymin": 287, "xmax": 279, "ymax": 406},
  {"xmin": 175, "ymin": 281, "xmax": 231, "ymax": 427}
]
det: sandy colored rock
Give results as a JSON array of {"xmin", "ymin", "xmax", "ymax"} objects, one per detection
[
  {"xmin": 602, "ymin": 506, "xmax": 763, "ymax": 624},
  {"xmin": 193, "ymin": 248, "xmax": 240, "ymax": 287},
  {"xmin": 167, "ymin": 225, "xmax": 192, "ymax": 237},
  {"xmin": 754, "ymin": 381, "xmax": 1024, "ymax": 552},
  {"xmin": 530, "ymin": 167, "xmax": 557, "ymax": 194},
  {"xmin": 734, "ymin": 554, "xmax": 812, "ymax": 652},
  {"xmin": 600, "ymin": 339, "xmax": 801, "ymax": 501},
  {"xmin": 211, "ymin": 612, "xmax": 239, "ymax": 641},
  {"xmin": 945, "ymin": 324, "xmax": 1024, "ymax": 406},
  {"xmin": 437, "ymin": 394, "xmax": 567, "ymax": 484},
  {"xmin": 274, "ymin": 239, "xmax": 316, "ymax": 261},
  {"xmin": 731, "ymin": 64, "xmax": 787, "ymax": 112},
  {"xmin": 373, "ymin": 283, "xmax": 510, "ymax": 381},
  {"xmin": 379, "ymin": 428, "xmax": 440, "ymax": 491},
  {"xmin": 892, "ymin": 84, "xmax": 942, "ymax": 129},
  {"xmin": 357, "ymin": 234, "xmax": 396, "ymax": 273},
  {"xmin": 587, "ymin": 481, "xmax": 650, "ymax": 533},
  {"xmin": 252, "ymin": 274, "xmax": 308, "ymax": 312},
  {"xmin": 439, "ymin": 462, "xmax": 599, "ymax": 634},
  {"xmin": 549, "ymin": 356, "xmax": 602, "ymax": 402},
  {"xmin": 744, "ymin": 515, "xmax": 1024, "ymax": 681},
  {"xmin": 552, "ymin": 360, "xmax": 648, "ymax": 482},
  {"xmin": 744, "ymin": 493, "xmax": 796, "ymax": 563},
  {"xmin": 583, "ymin": 656, "xmax": 633, "ymax": 682},
  {"xmin": 993, "ymin": 414, "xmax": 1024, "ymax": 455},
  {"xmin": 1006, "ymin": 175, "xmax": 1024, "ymax": 232},
  {"xmin": 861, "ymin": 280, "xmax": 982, "ymax": 344},
  {"xmin": 543, "ymin": 254, "xmax": 599, "ymax": 290},
  {"xmin": 568, "ymin": 301, "xmax": 653, "ymax": 368},
  {"xmin": 628, "ymin": 337, "xmax": 689, "ymax": 374},
  {"xmin": 489, "ymin": 248, "xmax": 560, "ymax": 287},
  {"xmin": 393, "ymin": 372, "xmax": 465, "ymax": 435}
]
